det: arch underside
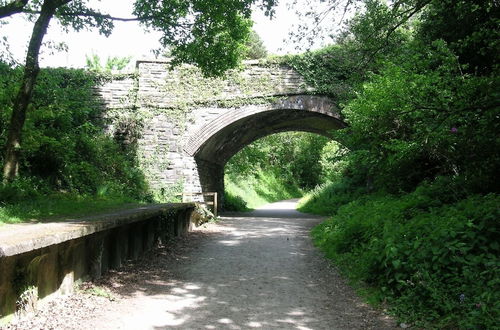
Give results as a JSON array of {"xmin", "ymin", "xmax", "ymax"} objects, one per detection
[{"xmin": 194, "ymin": 109, "xmax": 345, "ymax": 166}]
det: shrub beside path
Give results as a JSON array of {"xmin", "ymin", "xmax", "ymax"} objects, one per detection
[{"xmin": 5, "ymin": 199, "xmax": 396, "ymax": 329}]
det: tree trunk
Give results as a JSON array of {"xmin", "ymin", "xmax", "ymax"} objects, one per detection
[{"xmin": 2, "ymin": 0, "xmax": 70, "ymax": 182}]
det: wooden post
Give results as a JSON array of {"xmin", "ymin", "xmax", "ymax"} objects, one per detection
[{"xmin": 213, "ymin": 192, "xmax": 218, "ymax": 217}]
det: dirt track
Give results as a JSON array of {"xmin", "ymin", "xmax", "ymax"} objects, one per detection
[{"xmin": 5, "ymin": 200, "xmax": 396, "ymax": 329}]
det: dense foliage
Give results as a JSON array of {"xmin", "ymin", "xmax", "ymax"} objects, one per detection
[
  {"xmin": 227, "ymin": 0, "xmax": 498, "ymax": 327},
  {"xmin": 294, "ymin": 0, "xmax": 500, "ymax": 327},
  {"xmin": 311, "ymin": 186, "xmax": 499, "ymax": 328},
  {"xmin": 0, "ymin": 63, "xmax": 150, "ymax": 222}
]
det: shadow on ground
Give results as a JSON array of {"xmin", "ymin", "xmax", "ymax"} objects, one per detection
[{"xmin": 81, "ymin": 199, "xmax": 396, "ymax": 330}]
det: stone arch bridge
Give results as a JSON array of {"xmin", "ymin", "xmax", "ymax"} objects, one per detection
[{"xmin": 98, "ymin": 60, "xmax": 345, "ymax": 207}]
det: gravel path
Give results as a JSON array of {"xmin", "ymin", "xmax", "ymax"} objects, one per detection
[{"xmin": 4, "ymin": 199, "xmax": 396, "ymax": 330}]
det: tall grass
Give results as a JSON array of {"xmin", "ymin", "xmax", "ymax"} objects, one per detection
[{"xmin": 298, "ymin": 179, "xmax": 367, "ymax": 215}]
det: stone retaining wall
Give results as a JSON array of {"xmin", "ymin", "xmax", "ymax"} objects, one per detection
[{"xmin": 0, "ymin": 203, "xmax": 201, "ymax": 324}]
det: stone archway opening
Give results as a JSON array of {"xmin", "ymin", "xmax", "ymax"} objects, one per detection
[{"xmin": 183, "ymin": 95, "xmax": 346, "ymax": 208}]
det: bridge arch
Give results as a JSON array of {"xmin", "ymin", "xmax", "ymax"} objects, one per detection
[{"xmin": 183, "ymin": 95, "xmax": 346, "ymax": 206}]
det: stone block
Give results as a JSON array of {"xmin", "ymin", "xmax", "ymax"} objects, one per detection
[
  {"xmin": 58, "ymin": 240, "xmax": 79, "ymax": 296},
  {"xmin": 118, "ymin": 227, "xmax": 130, "ymax": 267},
  {"xmin": 0, "ymin": 256, "xmax": 16, "ymax": 325},
  {"xmin": 35, "ymin": 246, "xmax": 59, "ymax": 300},
  {"xmin": 143, "ymin": 220, "xmax": 157, "ymax": 251},
  {"xmin": 128, "ymin": 223, "xmax": 144, "ymax": 260},
  {"xmin": 100, "ymin": 233, "xmax": 112, "ymax": 275},
  {"xmin": 108, "ymin": 229, "xmax": 123, "ymax": 269},
  {"xmin": 71, "ymin": 239, "xmax": 87, "ymax": 283}
]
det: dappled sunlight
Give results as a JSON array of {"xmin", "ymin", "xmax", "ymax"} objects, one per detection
[
  {"xmin": 79, "ymin": 200, "xmax": 396, "ymax": 329},
  {"xmin": 287, "ymin": 309, "xmax": 306, "ymax": 316},
  {"xmin": 142, "ymin": 277, "xmax": 339, "ymax": 329},
  {"xmin": 141, "ymin": 202, "xmax": 373, "ymax": 328},
  {"xmin": 247, "ymin": 321, "xmax": 263, "ymax": 327},
  {"xmin": 217, "ymin": 239, "xmax": 242, "ymax": 246}
]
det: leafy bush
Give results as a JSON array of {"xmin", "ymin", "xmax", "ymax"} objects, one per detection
[
  {"xmin": 0, "ymin": 177, "xmax": 47, "ymax": 204},
  {"xmin": 0, "ymin": 63, "xmax": 150, "ymax": 209},
  {"xmin": 312, "ymin": 184, "xmax": 500, "ymax": 328}
]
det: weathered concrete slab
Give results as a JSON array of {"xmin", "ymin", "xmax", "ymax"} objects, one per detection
[
  {"xmin": 0, "ymin": 204, "xmax": 191, "ymax": 257},
  {"xmin": 0, "ymin": 203, "xmax": 201, "ymax": 324}
]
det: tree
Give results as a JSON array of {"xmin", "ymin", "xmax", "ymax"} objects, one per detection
[
  {"xmin": 85, "ymin": 53, "xmax": 132, "ymax": 72},
  {"xmin": 243, "ymin": 29, "xmax": 267, "ymax": 59},
  {"xmin": 0, "ymin": 0, "xmax": 277, "ymax": 182},
  {"xmin": 331, "ymin": 0, "xmax": 499, "ymax": 193}
]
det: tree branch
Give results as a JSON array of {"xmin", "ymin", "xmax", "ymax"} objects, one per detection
[
  {"xmin": 20, "ymin": 7, "xmax": 194, "ymax": 31},
  {"xmin": 0, "ymin": 0, "xmax": 28, "ymax": 19},
  {"xmin": 22, "ymin": 8, "xmax": 148, "ymax": 22},
  {"xmin": 357, "ymin": 0, "xmax": 432, "ymax": 68}
]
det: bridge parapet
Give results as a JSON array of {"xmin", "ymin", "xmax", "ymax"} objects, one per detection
[{"xmin": 135, "ymin": 59, "xmax": 313, "ymax": 109}]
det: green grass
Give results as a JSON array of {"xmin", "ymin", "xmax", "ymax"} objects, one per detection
[
  {"xmin": 224, "ymin": 170, "xmax": 303, "ymax": 211},
  {"xmin": 297, "ymin": 180, "xmax": 367, "ymax": 216},
  {"xmin": 0, "ymin": 193, "xmax": 146, "ymax": 225}
]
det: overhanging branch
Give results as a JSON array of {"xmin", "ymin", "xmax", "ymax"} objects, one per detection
[
  {"xmin": 21, "ymin": 8, "xmax": 151, "ymax": 22},
  {"xmin": 0, "ymin": 0, "xmax": 29, "ymax": 19}
]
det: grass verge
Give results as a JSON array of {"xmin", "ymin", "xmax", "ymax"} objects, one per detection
[
  {"xmin": 0, "ymin": 193, "xmax": 145, "ymax": 225},
  {"xmin": 306, "ymin": 179, "xmax": 499, "ymax": 328},
  {"xmin": 224, "ymin": 170, "xmax": 303, "ymax": 211}
]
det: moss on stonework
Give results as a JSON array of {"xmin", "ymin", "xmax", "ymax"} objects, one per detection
[
  {"xmin": 102, "ymin": 60, "xmax": 308, "ymax": 200},
  {"xmin": 162, "ymin": 63, "xmax": 280, "ymax": 110}
]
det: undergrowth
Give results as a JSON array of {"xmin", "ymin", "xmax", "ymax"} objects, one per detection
[
  {"xmin": 305, "ymin": 180, "xmax": 500, "ymax": 328},
  {"xmin": 297, "ymin": 179, "xmax": 366, "ymax": 216},
  {"xmin": 224, "ymin": 169, "xmax": 303, "ymax": 211}
]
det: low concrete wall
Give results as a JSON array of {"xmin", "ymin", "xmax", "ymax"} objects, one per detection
[{"xmin": 0, "ymin": 203, "xmax": 200, "ymax": 324}]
